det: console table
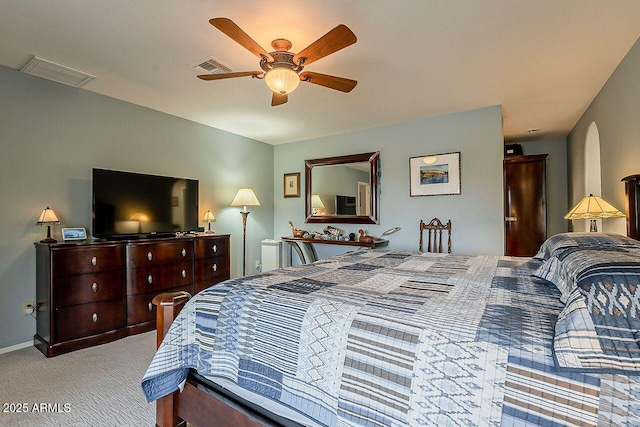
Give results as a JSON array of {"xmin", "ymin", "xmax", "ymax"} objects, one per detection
[{"xmin": 281, "ymin": 236, "xmax": 388, "ymax": 264}]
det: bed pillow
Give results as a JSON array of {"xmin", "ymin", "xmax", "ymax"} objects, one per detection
[
  {"xmin": 534, "ymin": 232, "xmax": 640, "ymax": 261},
  {"xmin": 553, "ymin": 251, "xmax": 640, "ymax": 373},
  {"xmin": 535, "ymin": 247, "xmax": 640, "ymax": 302}
]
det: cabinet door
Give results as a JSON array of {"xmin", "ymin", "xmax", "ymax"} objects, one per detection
[{"xmin": 504, "ymin": 155, "xmax": 547, "ymax": 256}]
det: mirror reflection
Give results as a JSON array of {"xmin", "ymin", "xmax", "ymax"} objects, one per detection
[{"xmin": 305, "ymin": 152, "xmax": 379, "ymax": 224}]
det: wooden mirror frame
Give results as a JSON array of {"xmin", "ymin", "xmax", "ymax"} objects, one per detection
[{"xmin": 305, "ymin": 152, "xmax": 380, "ymax": 224}]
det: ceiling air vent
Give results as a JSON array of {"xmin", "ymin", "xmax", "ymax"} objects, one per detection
[
  {"xmin": 21, "ymin": 56, "xmax": 95, "ymax": 88},
  {"xmin": 188, "ymin": 56, "xmax": 232, "ymax": 74}
]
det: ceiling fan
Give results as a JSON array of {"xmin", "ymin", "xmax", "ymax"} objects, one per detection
[{"xmin": 198, "ymin": 18, "xmax": 358, "ymax": 106}]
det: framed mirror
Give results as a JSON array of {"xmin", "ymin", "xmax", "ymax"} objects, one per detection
[{"xmin": 305, "ymin": 152, "xmax": 380, "ymax": 224}]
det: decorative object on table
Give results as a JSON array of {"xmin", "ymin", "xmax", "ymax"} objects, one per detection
[
  {"xmin": 311, "ymin": 194, "xmax": 325, "ymax": 214},
  {"xmin": 357, "ymin": 229, "xmax": 374, "ymax": 244},
  {"xmin": 203, "ymin": 210, "xmax": 216, "ymax": 233},
  {"xmin": 288, "ymin": 221, "xmax": 307, "ymax": 238},
  {"xmin": 564, "ymin": 194, "xmax": 625, "ymax": 232},
  {"xmin": 323, "ymin": 225, "xmax": 343, "ymax": 238},
  {"xmin": 381, "ymin": 226, "xmax": 401, "ymax": 237},
  {"xmin": 197, "ymin": 18, "xmax": 357, "ymax": 107},
  {"xmin": 283, "ymin": 173, "xmax": 301, "ymax": 198},
  {"xmin": 348, "ymin": 232, "xmax": 356, "ymax": 241},
  {"xmin": 36, "ymin": 207, "xmax": 60, "ymax": 243},
  {"xmin": 409, "ymin": 151, "xmax": 461, "ymax": 197},
  {"xmin": 231, "ymin": 188, "xmax": 261, "ymax": 276},
  {"xmin": 61, "ymin": 227, "xmax": 87, "ymax": 241}
]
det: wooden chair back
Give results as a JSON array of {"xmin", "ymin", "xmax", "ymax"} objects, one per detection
[{"xmin": 419, "ymin": 218, "xmax": 452, "ymax": 253}]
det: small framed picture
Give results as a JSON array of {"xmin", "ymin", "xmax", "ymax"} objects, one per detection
[
  {"xmin": 409, "ymin": 151, "xmax": 461, "ymax": 197},
  {"xmin": 62, "ymin": 227, "xmax": 87, "ymax": 241},
  {"xmin": 283, "ymin": 172, "xmax": 301, "ymax": 198}
]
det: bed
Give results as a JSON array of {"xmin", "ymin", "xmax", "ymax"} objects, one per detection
[{"xmin": 142, "ymin": 188, "xmax": 640, "ymax": 426}]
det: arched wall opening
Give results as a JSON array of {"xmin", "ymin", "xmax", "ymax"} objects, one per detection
[{"xmin": 583, "ymin": 121, "xmax": 602, "ymax": 231}]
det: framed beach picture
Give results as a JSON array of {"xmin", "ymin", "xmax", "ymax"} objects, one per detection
[
  {"xmin": 283, "ymin": 172, "xmax": 301, "ymax": 198},
  {"xmin": 409, "ymin": 151, "xmax": 461, "ymax": 196},
  {"xmin": 61, "ymin": 227, "xmax": 87, "ymax": 241}
]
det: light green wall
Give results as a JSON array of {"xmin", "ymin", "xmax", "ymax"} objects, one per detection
[
  {"xmin": 274, "ymin": 106, "xmax": 505, "ymax": 260},
  {"xmin": 515, "ymin": 137, "xmax": 569, "ymax": 237},
  {"xmin": 568, "ymin": 37, "xmax": 640, "ymax": 235},
  {"xmin": 0, "ymin": 65, "xmax": 274, "ymax": 349}
]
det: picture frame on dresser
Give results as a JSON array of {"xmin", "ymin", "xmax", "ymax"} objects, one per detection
[{"xmin": 61, "ymin": 227, "xmax": 87, "ymax": 241}]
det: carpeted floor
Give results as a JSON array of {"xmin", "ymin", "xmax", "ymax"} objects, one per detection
[{"xmin": 0, "ymin": 331, "xmax": 156, "ymax": 426}]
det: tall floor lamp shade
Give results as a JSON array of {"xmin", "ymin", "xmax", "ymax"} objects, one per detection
[
  {"xmin": 564, "ymin": 194, "xmax": 625, "ymax": 232},
  {"xmin": 36, "ymin": 207, "xmax": 60, "ymax": 243},
  {"xmin": 231, "ymin": 189, "xmax": 260, "ymax": 276}
]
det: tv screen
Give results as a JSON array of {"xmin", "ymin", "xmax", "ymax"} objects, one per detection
[{"xmin": 92, "ymin": 168, "xmax": 199, "ymax": 239}]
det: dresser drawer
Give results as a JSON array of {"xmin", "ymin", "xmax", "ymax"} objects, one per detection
[
  {"xmin": 127, "ymin": 285, "xmax": 193, "ymax": 326},
  {"xmin": 127, "ymin": 261, "xmax": 193, "ymax": 295},
  {"xmin": 195, "ymin": 237, "xmax": 229, "ymax": 259},
  {"xmin": 194, "ymin": 257, "xmax": 230, "ymax": 283},
  {"xmin": 54, "ymin": 270, "xmax": 126, "ymax": 307},
  {"xmin": 52, "ymin": 245, "xmax": 125, "ymax": 277},
  {"xmin": 55, "ymin": 298, "xmax": 126, "ymax": 342},
  {"xmin": 127, "ymin": 241, "xmax": 193, "ymax": 268}
]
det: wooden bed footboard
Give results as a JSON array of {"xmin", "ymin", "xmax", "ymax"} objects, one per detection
[
  {"xmin": 152, "ymin": 291, "xmax": 276, "ymax": 427},
  {"xmin": 153, "ymin": 291, "xmax": 191, "ymax": 427}
]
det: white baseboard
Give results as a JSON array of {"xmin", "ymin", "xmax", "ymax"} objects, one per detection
[{"xmin": 0, "ymin": 340, "xmax": 34, "ymax": 355}]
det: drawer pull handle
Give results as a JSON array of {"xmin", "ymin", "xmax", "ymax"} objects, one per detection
[
  {"xmin": 91, "ymin": 256, "xmax": 97, "ymax": 266},
  {"xmin": 148, "ymin": 302, "xmax": 153, "ymax": 311},
  {"xmin": 181, "ymin": 269, "xmax": 187, "ymax": 278},
  {"xmin": 212, "ymin": 264, "xmax": 217, "ymax": 272},
  {"xmin": 147, "ymin": 251, "xmax": 153, "ymax": 261},
  {"xmin": 147, "ymin": 275, "xmax": 153, "ymax": 284},
  {"xmin": 181, "ymin": 248, "xmax": 187, "ymax": 257},
  {"xmin": 92, "ymin": 313, "xmax": 98, "ymax": 323},
  {"xmin": 92, "ymin": 282, "xmax": 98, "ymax": 292},
  {"xmin": 212, "ymin": 245, "xmax": 217, "ymax": 253}
]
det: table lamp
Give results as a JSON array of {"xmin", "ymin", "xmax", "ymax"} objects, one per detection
[
  {"xmin": 36, "ymin": 207, "xmax": 60, "ymax": 243},
  {"xmin": 564, "ymin": 194, "xmax": 625, "ymax": 232},
  {"xmin": 203, "ymin": 210, "xmax": 216, "ymax": 233},
  {"xmin": 311, "ymin": 194, "xmax": 325, "ymax": 214}
]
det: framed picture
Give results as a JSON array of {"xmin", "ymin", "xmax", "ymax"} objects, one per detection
[
  {"xmin": 61, "ymin": 227, "xmax": 87, "ymax": 241},
  {"xmin": 409, "ymin": 151, "xmax": 461, "ymax": 197},
  {"xmin": 283, "ymin": 172, "xmax": 301, "ymax": 198}
]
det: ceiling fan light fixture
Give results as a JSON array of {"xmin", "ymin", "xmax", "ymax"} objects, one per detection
[{"xmin": 264, "ymin": 67, "xmax": 300, "ymax": 95}]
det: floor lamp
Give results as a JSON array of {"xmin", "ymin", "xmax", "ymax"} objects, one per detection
[{"xmin": 231, "ymin": 188, "xmax": 260, "ymax": 276}]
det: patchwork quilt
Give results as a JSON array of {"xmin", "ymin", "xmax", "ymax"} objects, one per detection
[{"xmin": 142, "ymin": 250, "xmax": 640, "ymax": 426}]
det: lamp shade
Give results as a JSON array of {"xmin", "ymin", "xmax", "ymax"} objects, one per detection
[
  {"xmin": 564, "ymin": 194, "xmax": 625, "ymax": 220},
  {"xmin": 311, "ymin": 194, "xmax": 325, "ymax": 209},
  {"xmin": 264, "ymin": 67, "xmax": 300, "ymax": 95},
  {"xmin": 36, "ymin": 207, "xmax": 60, "ymax": 225},
  {"xmin": 203, "ymin": 210, "xmax": 216, "ymax": 222},
  {"xmin": 231, "ymin": 189, "xmax": 260, "ymax": 209}
]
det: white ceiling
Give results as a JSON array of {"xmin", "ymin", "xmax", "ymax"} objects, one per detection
[{"xmin": 1, "ymin": 1, "xmax": 639, "ymax": 145}]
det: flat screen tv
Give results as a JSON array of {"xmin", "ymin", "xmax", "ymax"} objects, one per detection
[{"xmin": 92, "ymin": 168, "xmax": 199, "ymax": 239}]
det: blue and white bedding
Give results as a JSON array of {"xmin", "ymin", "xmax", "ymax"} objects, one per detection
[
  {"xmin": 142, "ymin": 247, "xmax": 640, "ymax": 426},
  {"xmin": 532, "ymin": 235, "xmax": 640, "ymax": 374}
]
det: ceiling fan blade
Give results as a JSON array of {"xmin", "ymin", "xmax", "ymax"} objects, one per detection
[
  {"xmin": 293, "ymin": 24, "xmax": 357, "ymax": 66},
  {"xmin": 197, "ymin": 71, "xmax": 261, "ymax": 80},
  {"xmin": 300, "ymin": 72, "xmax": 357, "ymax": 93},
  {"xmin": 271, "ymin": 92, "xmax": 288, "ymax": 106},
  {"xmin": 209, "ymin": 18, "xmax": 274, "ymax": 61}
]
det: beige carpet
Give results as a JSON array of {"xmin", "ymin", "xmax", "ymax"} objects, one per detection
[{"xmin": 0, "ymin": 332, "xmax": 156, "ymax": 426}]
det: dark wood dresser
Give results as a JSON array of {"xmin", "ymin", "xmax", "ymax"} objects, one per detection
[{"xmin": 34, "ymin": 234, "xmax": 230, "ymax": 357}]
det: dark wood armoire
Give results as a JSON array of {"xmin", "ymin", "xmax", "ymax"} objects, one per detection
[{"xmin": 504, "ymin": 154, "xmax": 548, "ymax": 256}]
